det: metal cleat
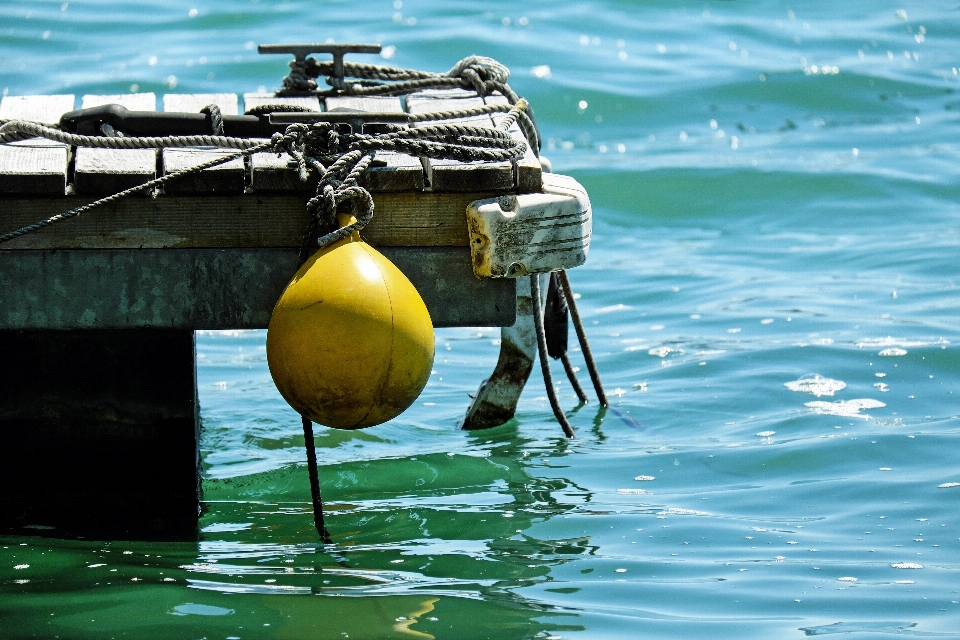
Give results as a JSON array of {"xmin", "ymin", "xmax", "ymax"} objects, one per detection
[{"xmin": 258, "ymin": 42, "xmax": 382, "ymax": 95}]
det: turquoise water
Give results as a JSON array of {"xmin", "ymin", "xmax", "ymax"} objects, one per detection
[{"xmin": 3, "ymin": 0, "xmax": 960, "ymax": 637}]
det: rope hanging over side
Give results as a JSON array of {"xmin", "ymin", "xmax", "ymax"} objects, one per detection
[
  {"xmin": 301, "ymin": 416, "xmax": 331, "ymax": 542},
  {"xmin": 544, "ymin": 271, "xmax": 589, "ymax": 405},
  {"xmin": 0, "ymin": 96, "xmax": 531, "ymax": 247},
  {"xmin": 557, "ymin": 270, "xmax": 608, "ymax": 408},
  {"xmin": 200, "ymin": 104, "xmax": 225, "ymax": 136},
  {"xmin": 534, "ymin": 269, "xmax": 609, "ymax": 436},
  {"xmin": 531, "ymin": 274, "xmax": 576, "ymax": 438}
]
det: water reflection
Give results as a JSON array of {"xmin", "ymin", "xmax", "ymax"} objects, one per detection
[{"xmin": 180, "ymin": 423, "xmax": 594, "ymax": 637}]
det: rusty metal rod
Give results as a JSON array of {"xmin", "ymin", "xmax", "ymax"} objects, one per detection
[
  {"xmin": 531, "ymin": 275, "xmax": 575, "ymax": 438},
  {"xmin": 560, "ymin": 352, "xmax": 589, "ymax": 404},
  {"xmin": 557, "ymin": 269, "xmax": 608, "ymax": 407}
]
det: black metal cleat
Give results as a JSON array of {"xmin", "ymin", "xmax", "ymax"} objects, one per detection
[
  {"xmin": 258, "ymin": 42, "xmax": 382, "ymax": 95},
  {"xmin": 59, "ymin": 104, "xmax": 409, "ymax": 138}
]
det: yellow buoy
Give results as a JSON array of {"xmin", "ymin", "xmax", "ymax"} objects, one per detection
[{"xmin": 266, "ymin": 217, "xmax": 435, "ymax": 429}]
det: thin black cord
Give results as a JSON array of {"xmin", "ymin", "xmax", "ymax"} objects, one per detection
[
  {"xmin": 557, "ymin": 269, "xmax": 608, "ymax": 407},
  {"xmin": 301, "ymin": 416, "xmax": 331, "ymax": 542},
  {"xmin": 560, "ymin": 353, "xmax": 589, "ymax": 404},
  {"xmin": 531, "ymin": 275, "xmax": 575, "ymax": 438}
]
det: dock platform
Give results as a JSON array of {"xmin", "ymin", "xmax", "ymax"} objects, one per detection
[{"xmin": 0, "ymin": 90, "xmax": 541, "ymax": 538}]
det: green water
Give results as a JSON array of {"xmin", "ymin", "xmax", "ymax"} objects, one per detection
[{"xmin": 3, "ymin": 1, "xmax": 960, "ymax": 637}]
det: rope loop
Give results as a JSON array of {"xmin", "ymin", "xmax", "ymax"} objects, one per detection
[
  {"xmin": 284, "ymin": 58, "xmax": 318, "ymax": 93},
  {"xmin": 200, "ymin": 104, "xmax": 224, "ymax": 136}
]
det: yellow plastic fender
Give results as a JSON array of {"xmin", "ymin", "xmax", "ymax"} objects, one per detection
[{"xmin": 266, "ymin": 217, "xmax": 434, "ymax": 429}]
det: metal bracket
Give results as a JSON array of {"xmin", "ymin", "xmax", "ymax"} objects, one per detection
[
  {"xmin": 258, "ymin": 42, "xmax": 382, "ymax": 95},
  {"xmin": 460, "ymin": 276, "xmax": 545, "ymax": 430},
  {"xmin": 269, "ymin": 109, "xmax": 408, "ymax": 135}
]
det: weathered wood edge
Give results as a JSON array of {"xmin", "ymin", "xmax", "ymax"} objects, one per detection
[
  {"xmin": 0, "ymin": 95, "xmax": 76, "ymax": 196},
  {"xmin": 2, "ymin": 92, "xmax": 537, "ymax": 197},
  {"xmin": 0, "ymin": 190, "xmax": 516, "ymax": 249},
  {"xmin": 0, "ymin": 247, "xmax": 516, "ymax": 329}
]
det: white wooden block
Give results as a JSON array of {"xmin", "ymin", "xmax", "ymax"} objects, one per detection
[
  {"xmin": 0, "ymin": 146, "xmax": 69, "ymax": 195},
  {"xmin": 325, "ymin": 96, "xmax": 404, "ymax": 113},
  {"xmin": 162, "ymin": 93, "xmax": 239, "ymax": 115},
  {"xmin": 466, "ymin": 173, "xmax": 592, "ymax": 278},
  {"xmin": 81, "ymin": 93, "xmax": 157, "ymax": 111},
  {"xmin": 0, "ymin": 94, "xmax": 76, "ymax": 125},
  {"xmin": 162, "ymin": 148, "xmax": 245, "ymax": 194}
]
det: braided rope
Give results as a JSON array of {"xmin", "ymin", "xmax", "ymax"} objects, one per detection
[
  {"xmin": 244, "ymin": 103, "xmax": 319, "ymax": 116},
  {"xmin": 0, "ymin": 55, "xmax": 540, "ymax": 248},
  {"xmin": 0, "ymin": 119, "xmax": 263, "ymax": 149},
  {"xmin": 0, "ymin": 139, "xmax": 273, "ymax": 244},
  {"xmin": 407, "ymin": 103, "xmax": 512, "ymax": 122},
  {"xmin": 273, "ymin": 53, "xmax": 540, "ymax": 152},
  {"xmin": 200, "ymin": 104, "xmax": 224, "ymax": 136}
]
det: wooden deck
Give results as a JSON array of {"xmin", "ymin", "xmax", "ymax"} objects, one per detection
[{"xmin": 0, "ymin": 91, "xmax": 544, "ymax": 329}]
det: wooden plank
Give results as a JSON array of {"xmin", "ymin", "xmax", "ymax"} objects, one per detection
[
  {"xmin": 406, "ymin": 91, "xmax": 514, "ymax": 193},
  {"xmin": 484, "ymin": 95, "xmax": 542, "ymax": 194},
  {"xmin": 0, "ymin": 94, "xmax": 75, "ymax": 127},
  {"xmin": 160, "ymin": 93, "xmax": 244, "ymax": 195},
  {"xmin": 0, "ymin": 190, "xmax": 486, "ymax": 249},
  {"xmin": 325, "ymin": 95, "xmax": 405, "ymax": 113},
  {"xmin": 362, "ymin": 190, "xmax": 473, "ymax": 246},
  {"xmin": 326, "ymin": 95, "xmax": 424, "ymax": 193},
  {"xmin": 162, "ymin": 93, "xmax": 239, "ymax": 116},
  {"xmin": 0, "ymin": 147, "xmax": 70, "ymax": 196},
  {"xmin": 0, "ymin": 95, "xmax": 75, "ymax": 195},
  {"xmin": 74, "ymin": 93, "xmax": 158, "ymax": 195},
  {"xmin": 0, "ymin": 247, "xmax": 515, "ymax": 329},
  {"xmin": 243, "ymin": 94, "xmax": 321, "ymax": 192}
]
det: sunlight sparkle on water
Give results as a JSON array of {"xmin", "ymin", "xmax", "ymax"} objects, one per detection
[{"xmin": 785, "ymin": 374, "xmax": 846, "ymax": 397}]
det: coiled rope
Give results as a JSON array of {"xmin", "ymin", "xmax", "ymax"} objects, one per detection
[{"xmin": 279, "ymin": 55, "xmax": 541, "ymax": 154}]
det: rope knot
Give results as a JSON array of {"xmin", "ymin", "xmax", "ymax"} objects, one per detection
[
  {"xmin": 460, "ymin": 68, "xmax": 487, "ymax": 96},
  {"xmin": 200, "ymin": 104, "xmax": 225, "ymax": 136},
  {"xmin": 321, "ymin": 183, "xmax": 337, "ymax": 215},
  {"xmin": 284, "ymin": 58, "xmax": 318, "ymax": 92},
  {"xmin": 326, "ymin": 127, "xmax": 339, "ymax": 152},
  {"xmin": 446, "ymin": 56, "xmax": 510, "ymax": 85}
]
